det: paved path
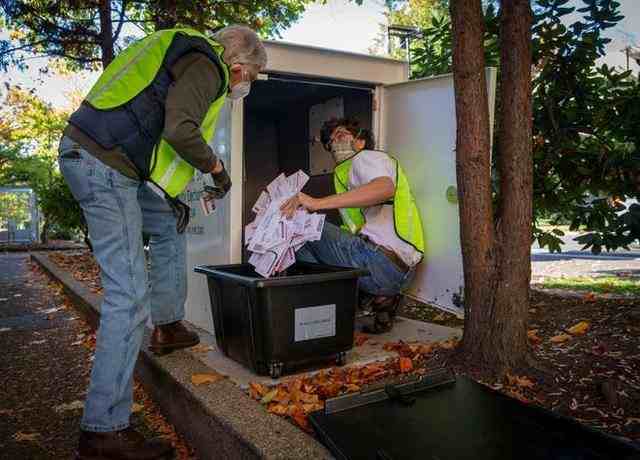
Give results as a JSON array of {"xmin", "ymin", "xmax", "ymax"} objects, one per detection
[
  {"xmin": 0, "ymin": 252, "xmax": 93, "ymax": 459},
  {"xmin": 531, "ymin": 233, "xmax": 640, "ymax": 281}
]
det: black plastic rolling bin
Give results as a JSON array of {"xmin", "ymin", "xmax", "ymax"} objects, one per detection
[{"xmin": 194, "ymin": 262, "xmax": 369, "ymax": 378}]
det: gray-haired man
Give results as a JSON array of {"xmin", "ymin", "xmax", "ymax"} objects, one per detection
[{"xmin": 60, "ymin": 25, "xmax": 266, "ymax": 459}]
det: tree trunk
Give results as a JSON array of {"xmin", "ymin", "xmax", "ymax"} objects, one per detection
[
  {"xmin": 450, "ymin": 0, "xmax": 497, "ymax": 365},
  {"xmin": 492, "ymin": 0, "xmax": 534, "ymax": 369},
  {"xmin": 99, "ymin": 0, "xmax": 114, "ymax": 68},
  {"xmin": 450, "ymin": 0, "xmax": 533, "ymax": 376},
  {"xmin": 40, "ymin": 218, "xmax": 50, "ymax": 244},
  {"xmin": 155, "ymin": 0, "xmax": 177, "ymax": 30}
]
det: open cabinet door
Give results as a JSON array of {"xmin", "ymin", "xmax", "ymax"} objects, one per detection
[
  {"xmin": 381, "ymin": 69, "xmax": 497, "ymax": 315},
  {"xmin": 182, "ymin": 100, "xmax": 242, "ymax": 333}
]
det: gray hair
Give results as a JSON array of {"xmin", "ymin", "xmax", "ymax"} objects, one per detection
[{"xmin": 213, "ymin": 25, "xmax": 267, "ymax": 75}]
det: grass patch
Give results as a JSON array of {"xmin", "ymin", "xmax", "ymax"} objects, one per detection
[{"xmin": 541, "ymin": 276, "xmax": 640, "ymax": 296}]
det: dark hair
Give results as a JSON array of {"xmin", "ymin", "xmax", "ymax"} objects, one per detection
[{"xmin": 320, "ymin": 118, "xmax": 375, "ymax": 151}]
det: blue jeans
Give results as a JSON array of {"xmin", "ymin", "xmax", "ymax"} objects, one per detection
[
  {"xmin": 297, "ymin": 222, "xmax": 415, "ymax": 296},
  {"xmin": 58, "ymin": 136, "xmax": 187, "ymax": 432}
]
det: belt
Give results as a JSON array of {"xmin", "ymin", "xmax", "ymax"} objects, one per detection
[{"xmin": 360, "ymin": 235, "xmax": 411, "ymax": 273}]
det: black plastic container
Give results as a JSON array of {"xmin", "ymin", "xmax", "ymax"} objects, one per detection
[{"xmin": 194, "ymin": 262, "xmax": 369, "ymax": 378}]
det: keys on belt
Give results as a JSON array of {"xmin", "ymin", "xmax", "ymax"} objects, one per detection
[{"xmin": 360, "ymin": 235, "xmax": 411, "ymax": 273}]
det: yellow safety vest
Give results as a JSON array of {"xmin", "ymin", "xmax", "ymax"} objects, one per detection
[{"xmin": 333, "ymin": 151, "xmax": 425, "ymax": 254}]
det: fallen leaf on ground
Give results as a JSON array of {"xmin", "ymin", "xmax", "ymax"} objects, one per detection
[
  {"xmin": 260, "ymin": 389, "xmax": 278, "ymax": 405},
  {"xmin": 439, "ymin": 338, "xmax": 460, "ymax": 350},
  {"xmin": 399, "ymin": 357, "xmax": 413, "ymax": 373},
  {"xmin": 191, "ymin": 372, "xmax": 225, "ymax": 386},
  {"xmin": 13, "ymin": 432, "xmax": 39, "ymax": 442},
  {"xmin": 550, "ymin": 333, "xmax": 572, "ymax": 344},
  {"xmin": 583, "ymin": 292, "xmax": 596, "ymax": 302},
  {"xmin": 54, "ymin": 400, "xmax": 85, "ymax": 412},
  {"xmin": 354, "ymin": 332, "xmax": 369, "ymax": 346},
  {"xmin": 189, "ymin": 343, "xmax": 214, "ymax": 353},
  {"xmin": 267, "ymin": 403, "xmax": 288, "ymax": 415},
  {"xmin": 567, "ymin": 321, "xmax": 590, "ymax": 336},
  {"xmin": 249, "ymin": 382, "xmax": 268, "ymax": 399},
  {"xmin": 132, "ymin": 403, "xmax": 144, "ymax": 413},
  {"xmin": 290, "ymin": 409, "xmax": 311, "ymax": 432},
  {"xmin": 527, "ymin": 329, "xmax": 541, "ymax": 344},
  {"xmin": 506, "ymin": 374, "xmax": 535, "ymax": 389}
]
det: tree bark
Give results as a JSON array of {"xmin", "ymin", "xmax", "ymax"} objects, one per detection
[
  {"xmin": 492, "ymin": 0, "xmax": 534, "ymax": 369},
  {"xmin": 99, "ymin": 0, "xmax": 114, "ymax": 68},
  {"xmin": 155, "ymin": 0, "xmax": 178, "ymax": 30},
  {"xmin": 450, "ymin": 0, "xmax": 533, "ymax": 376},
  {"xmin": 450, "ymin": 0, "xmax": 497, "ymax": 365},
  {"xmin": 40, "ymin": 218, "xmax": 50, "ymax": 244}
]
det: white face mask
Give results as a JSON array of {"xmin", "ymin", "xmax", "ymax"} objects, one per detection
[
  {"xmin": 228, "ymin": 81, "xmax": 251, "ymax": 100},
  {"xmin": 331, "ymin": 141, "xmax": 356, "ymax": 163},
  {"xmin": 227, "ymin": 68, "xmax": 251, "ymax": 100}
]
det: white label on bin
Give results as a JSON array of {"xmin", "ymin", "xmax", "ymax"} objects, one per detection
[{"xmin": 294, "ymin": 304, "xmax": 336, "ymax": 342}]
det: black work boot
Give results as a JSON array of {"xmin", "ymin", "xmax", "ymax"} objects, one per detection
[
  {"xmin": 149, "ymin": 320, "xmax": 199, "ymax": 356},
  {"xmin": 362, "ymin": 295, "xmax": 401, "ymax": 334},
  {"xmin": 76, "ymin": 427, "xmax": 174, "ymax": 459}
]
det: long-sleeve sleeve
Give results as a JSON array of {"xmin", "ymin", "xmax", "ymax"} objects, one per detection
[{"xmin": 162, "ymin": 52, "xmax": 223, "ymax": 173}]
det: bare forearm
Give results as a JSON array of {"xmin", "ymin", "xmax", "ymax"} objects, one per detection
[{"xmin": 315, "ymin": 177, "xmax": 394, "ymax": 210}]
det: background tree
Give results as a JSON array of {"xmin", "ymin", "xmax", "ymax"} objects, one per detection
[
  {"xmin": 386, "ymin": 0, "xmax": 638, "ymax": 253},
  {"xmin": 451, "ymin": 0, "xmax": 533, "ymax": 375},
  {"xmin": 0, "ymin": 0, "xmax": 314, "ymax": 72},
  {"xmin": 0, "ymin": 85, "xmax": 85, "ymax": 242}
]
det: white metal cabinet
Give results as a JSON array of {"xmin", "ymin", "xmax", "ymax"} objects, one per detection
[
  {"xmin": 181, "ymin": 102, "xmax": 235, "ymax": 331},
  {"xmin": 379, "ymin": 69, "xmax": 497, "ymax": 315}
]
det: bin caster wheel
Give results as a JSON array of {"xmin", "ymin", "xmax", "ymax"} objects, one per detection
[
  {"xmin": 269, "ymin": 361, "xmax": 284, "ymax": 379},
  {"xmin": 336, "ymin": 352, "xmax": 347, "ymax": 366}
]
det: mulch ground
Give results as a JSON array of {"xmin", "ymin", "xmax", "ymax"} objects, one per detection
[
  {"xmin": 0, "ymin": 252, "xmax": 195, "ymax": 459},
  {"xmin": 46, "ymin": 250, "xmax": 640, "ymax": 446}
]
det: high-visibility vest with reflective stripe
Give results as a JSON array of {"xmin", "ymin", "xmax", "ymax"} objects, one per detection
[
  {"xmin": 333, "ymin": 152, "xmax": 425, "ymax": 254},
  {"xmin": 84, "ymin": 28, "xmax": 229, "ymax": 197}
]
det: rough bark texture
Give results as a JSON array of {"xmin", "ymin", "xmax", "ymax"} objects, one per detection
[
  {"xmin": 99, "ymin": 0, "xmax": 114, "ymax": 68},
  {"xmin": 450, "ymin": 0, "xmax": 533, "ymax": 375},
  {"xmin": 155, "ymin": 0, "xmax": 178, "ymax": 30},
  {"xmin": 450, "ymin": 0, "xmax": 497, "ymax": 363},
  {"xmin": 492, "ymin": 0, "xmax": 534, "ymax": 371}
]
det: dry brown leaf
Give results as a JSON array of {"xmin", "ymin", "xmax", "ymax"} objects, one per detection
[
  {"xmin": 249, "ymin": 382, "xmax": 269, "ymax": 399},
  {"xmin": 399, "ymin": 357, "xmax": 413, "ymax": 373},
  {"xmin": 54, "ymin": 400, "xmax": 84, "ymax": 412},
  {"xmin": 267, "ymin": 403, "xmax": 288, "ymax": 415},
  {"xmin": 13, "ymin": 432, "xmax": 40, "ymax": 442},
  {"xmin": 132, "ymin": 403, "xmax": 144, "ymax": 413},
  {"xmin": 191, "ymin": 372, "xmax": 224, "ymax": 386},
  {"xmin": 260, "ymin": 389, "xmax": 278, "ymax": 405},
  {"xmin": 291, "ymin": 409, "xmax": 311, "ymax": 432},
  {"xmin": 527, "ymin": 329, "xmax": 542, "ymax": 344},
  {"xmin": 506, "ymin": 374, "xmax": 535, "ymax": 389},
  {"xmin": 354, "ymin": 332, "xmax": 369, "ymax": 347},
  {"xmin": 302, "ymin": 402, "xmax": 324, "ymax": 413},
  {"xmin": 550, "ymin": 333, "xmax": 572, "ymax": 344},
  {"xmin": 189, "ymin": 343, "xmax": 214, "ymax": 353},
  {"xmin": 583, "ymin": 292, "xmax": 596, "ymax": 302},
  {"xmin": 567, "ymin": 321, "xmax": 590, "ymax": 336},
  {"xmin": 439, "ymin": 338, "xmax": 460, "ymax": 350},
  {"xmin": 299, "ymin": 392, "xmax": 319, "ymax": 404}
]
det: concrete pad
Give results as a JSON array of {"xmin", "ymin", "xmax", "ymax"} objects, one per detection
[{"xmin": 187, "ymin": 316, "xmax": 461, "ymax": 389}]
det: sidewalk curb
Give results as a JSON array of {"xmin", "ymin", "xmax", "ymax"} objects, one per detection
[{"xmin": 31, "ymin": 252, "xmax": 332, "ymax": 460}]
